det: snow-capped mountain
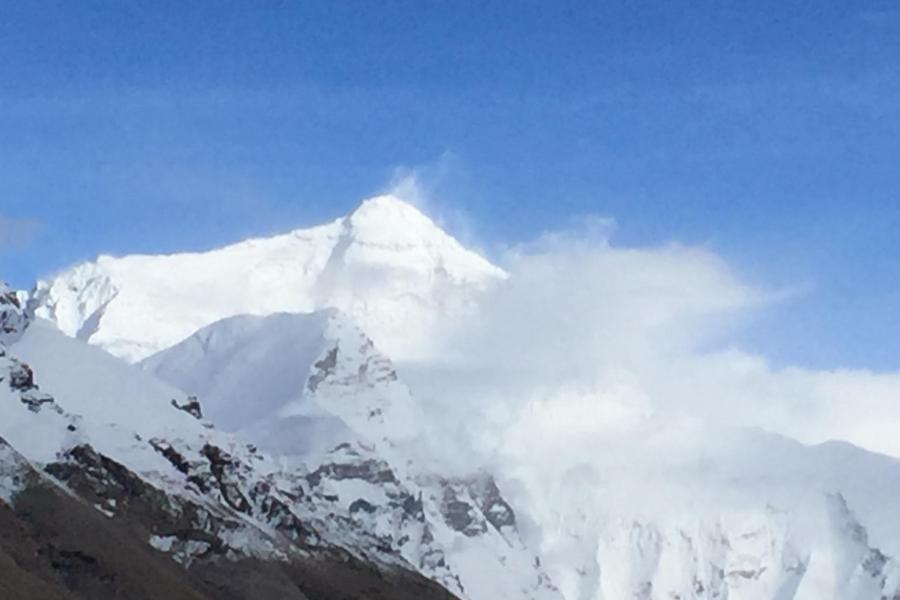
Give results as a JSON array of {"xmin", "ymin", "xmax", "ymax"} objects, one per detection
[
  {"xmin": 13, "ymin": 196, "xmax": 900, "ymax": 600},
  {"xmin": 142, "ymin": 310, "xmax": 560, "ymax": 600},
  {"xmin": 31, "ymin": 195, "xmax": 505, "ymax": 363}
]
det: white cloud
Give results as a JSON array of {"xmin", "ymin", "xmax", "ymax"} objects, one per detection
[{"xmin": 395, "ymin": 220, "xmax": 900, "ymax": 479}]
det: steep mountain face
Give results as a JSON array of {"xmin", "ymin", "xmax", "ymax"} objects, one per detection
[
  {"xmin": 141, "ymin": 310, "xmax": 426, "ymax": 458},
  {"xmin": 30, "ymin": 195, "xmax": 505, "ymax": 363},
  {"xmin": 0, "ymin": 284, "xmax": 27, "ymax": 343},
  {"xmin": 142, "ymin": 310, "xmax": 561, "ymax": 600},
  {"xmin": 140, "ymin": 311, "xmax": 354, "ymax": 459},
  {"xmin": 0, "ymin": 285, "xmax": 458, "ymax": 600}
]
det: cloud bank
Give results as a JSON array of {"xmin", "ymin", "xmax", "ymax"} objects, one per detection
[{"xmin": 390, "ymin": 211, "xmax": 900, "ymax": 479}]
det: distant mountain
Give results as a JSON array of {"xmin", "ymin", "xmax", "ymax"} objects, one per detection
[{"xmin": 30, "ymin": 195, "xmax": 504, "ymax": 362}]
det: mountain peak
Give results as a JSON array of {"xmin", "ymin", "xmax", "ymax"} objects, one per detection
[
  {"xmin": 345, "ymin": 194, "xmax": 450, "ymax": 247},
  {"xmin": 30, "ymin": 194, "xmax": 505, "ymax": 362},
  {"xmin": 351, "ymin": 194, "xmax": 426, "ymax": 219}
]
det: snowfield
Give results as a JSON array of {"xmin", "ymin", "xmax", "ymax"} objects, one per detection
[{"xmin": 31, "ymin": 195, "xmax": 504, "ymax": 363}]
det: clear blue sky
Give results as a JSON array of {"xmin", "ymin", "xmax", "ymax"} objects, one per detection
[{"xmin": 1, "ymin": 1, "xmax": 899, "ymax": 370}]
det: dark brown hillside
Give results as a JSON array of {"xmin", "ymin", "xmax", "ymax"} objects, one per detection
[{"xmin": 0, "ymin": 478, "xmax": 457, "ymax": 600}]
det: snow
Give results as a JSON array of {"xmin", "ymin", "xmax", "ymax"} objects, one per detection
[
  {"xmin": 14, "ymin": 320, "xmax": 190, "ymax": 433},
  {"xmin": 140, "ymin": 311, "xmax": 330, "ymax": 429},
  {"xmin": 79, "ymin": 227, "xmax": 900, "ymax": 599},
  {"xmin": 149, "ymin": 535, "xmax": 212, "ymax": 566},
  {"xmin": 144, "ymin": 310, "xmax": 558, "ymax": 599},
  {"xmin": 33, "ymin": 195, "xmax": 504, "ymax": 362},
  {"xmin": 0, "ymin": 321, "xmax": 205, "ymax": 493},
  {"xmin": 149, "ymin": 534, "xmax": 176, "ymax": 552},
  {"xmin": 0, "ymin": 313, "xmax": 394, "ymax": 567},
  {"xmin": 16, "ymin": 194, "xmax": 900, "ymax": 600},
  {"xmin": 140, "ymin": 310, "xmax": 356, "ymax": 460},
  {"xmin": 17, "ymin": 306, "xmax": 900, "ymax": 599},
  {"xmin": 487, "ymin": 420, "xmax": 900, "ymax": 600},
  {"xmin": 5, "ymin": 320, "xmax": 200, "ymax": 470}
]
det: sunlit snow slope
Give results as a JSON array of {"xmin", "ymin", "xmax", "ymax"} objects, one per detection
[
  {"xmin": 32, "ymin": 195, "xmax": 505, "ymax": 362},
  {"xmin": 140, "ymin": 310, "xmax": 355, "ymax": 460}
]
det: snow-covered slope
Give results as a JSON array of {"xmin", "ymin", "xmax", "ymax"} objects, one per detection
[
  {"xmin": 0, "ymin": 291, "xmax": 463, "ymax": 600},
  {"xmin": 141, "ymin": 311, "xmax": 353, "ymax": 459},
  {"xmin": 31, "ymin": 195, "xmax": 505, "ymax": 362},
  {"xmin": 2, "ymin": 318, "xmax": 318, "ymax": 563},
  {"xmin": 139, "ymin": 309, "xmax": 428, "ymax": 460},
  {"xmin": 143, "ymin": 310, "xmax": 560, "ymax": 600}
]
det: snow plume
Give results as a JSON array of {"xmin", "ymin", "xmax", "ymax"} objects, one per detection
[
  {"xmin": 385, "ymin": 166, "xmax": 433, "ymax": 209},
  {"xmin": 383, "ymin": 153, "xmax": 483, "ymax": 256},
  {"xmin": 396, "ymin": 219, "xmax": 900, "ymax": 473},
  {"xmin": 383, "ymin": 152, "xmax": 464, "ymax": 210}
]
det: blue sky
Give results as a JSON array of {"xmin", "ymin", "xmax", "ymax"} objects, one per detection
[{"xmin": 1, "ymin": 0, "xmax": 899, "ymax": 369}]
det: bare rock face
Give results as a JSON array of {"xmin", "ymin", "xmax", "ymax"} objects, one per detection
[
  {"xmin": 0, "ymin": 424, "xmax": 458, "ymax": 600},
  {"xmin": 8, "ymin": 361, "xmax": 34, "ymax": 390},
  {"xmin": 436, "ymin": 475, "xmax": 516, "ymax": 538},
  {"xmin": 0, "ymin": 438, "xmax": 458, "ymax": 600},
  {"xmin": 171, "ymin": 396, "xmax": 203, "ymax": 420},
  {"xmin": 299, "ymin": 442, "xmax": 561, "ymax": 600},
  {"xmin": 0, "ymin": 282, "xmax": 28, "ymax": 345}
]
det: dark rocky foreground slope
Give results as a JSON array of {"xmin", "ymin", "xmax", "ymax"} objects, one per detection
[
  {"xmin": 0, "ymin": 285, "xmax": 458, "ymax": 600},
  {"xmin": 0, "ymin": 438, "xmax": 457, "ymax": 600}
]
